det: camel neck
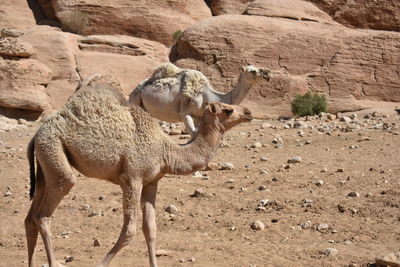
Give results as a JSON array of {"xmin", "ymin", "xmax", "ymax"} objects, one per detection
[
  {"xmin": 163, "ymin": 119, "xmax": 222, "ymax": 175},
  {"xmin": 217, "ymin": 74, "xmax": 255, "ymax": 104}
]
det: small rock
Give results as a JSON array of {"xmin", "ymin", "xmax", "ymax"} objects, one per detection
[
  {"xmin": 192, "ymin": 171, "xmax": 203, "ymax": 177},
  {"xmin": 179, "ymin": 258, "xmax": 185, "ymax": 263},
  {"xmin": 375, "ymin": 251, "xmax": 400, "ymax": 267},
  {"xmin": 4, "ymin": 190, "xmax": 11, "ymax": 197},
  {"xmin": 260, "ymin": 157, "xmax": 268, "ymax": 161},
  {"xmin": 336, "ymin": 168, "xmax": 344, "ymax": 173},
  {"xmin": 347, "ymin": 191, "xmax": 360, "ymax": 198},
  {"xmin": 317, "ymin": 223, "xmax": 330, "ymax": 232},
  {"xmin": 191, "ymin": 188, "xmax": 206, "ymax": 198},
  {"xmin": 251, "ymin": 142, "xmax": 262, "ymax": 148},
  {"xmin": 340, "ymin": 116, "xmax": 352, "ymax": 123},
  {"xmin": 301, "ymin": 220, "xmax": 312, "ymax": 229},
  {"xmin": 155, "ymin": 249, "xmax": 171, "ymax": 257},
  {"xmin": 218, "ymin": 162, "xmax": 235, "ymax": 170},
  {"xmin": 251, "ymin": 220, "xmax": 265, "ymax": 231},
  {"xmin": 93, "ymin": 238, "xmax": 101, "ymax": 247},
  {"xmin": 287, "ymin": 156, "xmax": 302, "ymax": 164},
  {"xmin": 258, "ymin": 185, "xmax": 267, "ymax": 191},
  {"xmin": 272, "ymin": 137, "xmax": 283, "ymax": 144},
  {"xmin": 337, "ymin": 204, "xmax": 346, "ymax": 213},
  {"xmin": 314, "ymin": 180, "xmax": 324, "ymax": 187},
  {"xmin": 187, "ymin": 257, "xmax": 195, "ymax": 262},
  {"xmin": 64, "ymin": 256, "xmax": 74, "ymax": 263},
  {"xmin": 324, "ymin": 248, "xmax": 338, "ymax": 257},
  {"xmin": 260, "ymin": 122, "xmax": 272, "ymax": 129},
  {"xmin": 98, "ymin": 195, "xmax": 105, "ymax": 200},
  {"xmin": 226, "ymin": 178, "xmax": 235, "ymax": 183},
  {"xmin": 165, "ymin": 204, "xmax": 179, "ymax": 214},
  {"xmin": 343, "ymin": 239, "xmax": 352, "ymax": 245},
  {"xmin": 358, "ymin": 136, "xmax": 371, "ymax": 142}
]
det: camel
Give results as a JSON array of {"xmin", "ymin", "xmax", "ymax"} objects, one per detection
[
  {"xmin": 24, "ymin": 75, "xmax": 253, "ymax": 267},
  {"xmin": 129, "ymin": 62, "xmax": 272, "ymax": 136}
]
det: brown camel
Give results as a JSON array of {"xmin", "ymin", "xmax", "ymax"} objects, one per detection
[{"xmin": 24, "ymin": 75, "xmax": 253, "ymax": 267}]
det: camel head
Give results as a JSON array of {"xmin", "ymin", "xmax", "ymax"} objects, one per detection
[
  {"xmin": 241, "ymin": 65, "xmax": 273, "ymax": 82},
  {"xmin": 203, "ymin": 102, "xmax": 253, "ymax": 132}
]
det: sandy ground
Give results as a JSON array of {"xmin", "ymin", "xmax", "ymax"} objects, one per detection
[{"xmin": 0, "ymin": 109, "xmax": 399, "ymax": 267}]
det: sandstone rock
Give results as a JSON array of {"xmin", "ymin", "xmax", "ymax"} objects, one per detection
[
  {"xmin": 52, "ymin": 0, "xmax": 211, "ymax": 45},
  {"xmin": 0, "ymin": 59, "xmax": 52, "ymax": 111},
  {"xmin": 375, "ymin": 252, "xmax": 400, "ymax": 267},
  {"xmin": 0, "ymin": 1, "xmax": 37, "ymax": 30},
  {"xmin": 305, "ymin": 0, "xmax": 400, "ymax": 32},
  {"xmin": 0, "ymin": 38, "xmax": 34, "ymax": 58},
  {"xmin": 1, "ymin": 29, "xmax": 24, "ymax": 38},
  {"xmin": 19, "ymin": 27, "xmax": 79, "ymax": 80},
  {"xmin": 75, "ymin": 35, "xmax": 169, "ymax": 95},
  {"xmin": 165, "ymin": 205, "xmax": 179, "ymax": 214},
  {"xmin": 45, "ymin": 79, "xmax": 78, "ymax": 110},
  {"xmin": 174, "ymin": 14, "xmax": 400, "ymax": 116},
  {"xmin": 245, "ymin": 0, "xmax": 336, "ymax": 25}
]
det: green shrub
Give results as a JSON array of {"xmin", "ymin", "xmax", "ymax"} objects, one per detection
[
  {"xmin": 291, "ymin": 91, "xmax": 328, "ymax": 117},
  {"xmin": 61, "ymin": 9, "xmax": 89, "ymax": 34},
  {"xmin": 172, "ymin": 30, "xmax": 183, "ymax": 43}
]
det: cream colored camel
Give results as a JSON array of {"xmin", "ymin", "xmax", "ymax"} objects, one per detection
[
  {"xmin": 25, "ymin": 75, "xmax": 253, "ymax": 267},
  {"xmin": 129, "ymin": 62, "xmax": 272, "ymax": 135}
]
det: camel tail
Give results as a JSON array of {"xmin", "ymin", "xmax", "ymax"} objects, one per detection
[{"xmin": 27, "ymin": 137, "xmax": 36, "ymax": 200}]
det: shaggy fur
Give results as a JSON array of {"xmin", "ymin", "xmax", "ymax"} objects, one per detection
[
  {"xmin": 25, "ymin": 76, "xmax": 253, "ymax": 267},
  {"xmin": 129, "ymin": 62, "xmax": 272, "ymax": 136}
]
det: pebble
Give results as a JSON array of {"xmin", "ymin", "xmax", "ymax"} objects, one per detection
[
  {"xmin": 324, "ymin": 248, "xmax": 339, "ymax": 257},
  {"xmin": 258, "ymin": 185, "xmax": 267, "ymax": 190},
  {"xmin": 64, "ymin": 256, "xmax": 74, "ymax": 262},
  {"xmin": 314, "ymin": 180, "xmax": 324, "ymax": 187},
  {"xmin": 301, "ymin": 220, "xmax": 312, "ymax": 229},
  {"xmin": 251, "ymin": 142, "xmax": 262, "ymax": 148},
  {"xmin": 191, "ymin": 188, "xmax": 206, "ymax": 197},
  {"xmin": 251, "ymin": 220, "xmax": 265, "ymax": 230},
  {"xmin": 226, "ymin": 178, "xmax": 235, "ymax": 183},
  {"xmin": 287, "ymin": 156, "xmax": 302, "ymax": 164},
  {"xmin": 340, "ymin": 116, "xmax": 352, "ymax": 123},
  {"xmin": 155, "ymin": 249, "xmax": 171, "ymax": 257},
  {"xmin": 336, "ymin": 168, "xmax": 344, "ymax": 172},
  {"xmin": 347, "ymin": 191, "xmax": 360, "ymax": 198},
  {"xmin": 93, "ymin": 238, "xmax": 101, "ymax": 246},
  {"xmin": 260, "ymin": 157, "xmax": 268, "ymax": 161},
  {"xmin": 98, "ymin": 195, "xmax": 105, "ymax": 200},
  {"xmin": 218, "ymin": 162, "xmax": 235, "ymax": 170},
  {"xmin": 4, "ymin": 190, "xmax": 12, "ymax": 197},
  {"xmin": 317, "ymin": 223, "xmax": 330, "ymax": 232},
  {"xmin": 187, "ymin": 257, "xmax": 195, "ymax": 262},
  {"xmin": 165, "ymin": 204, "xmax": 179, "ymax": 214}
]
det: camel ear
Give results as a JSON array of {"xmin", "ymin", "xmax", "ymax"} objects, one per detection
[
  {"xmin": 223, "ymin": 108, "xmax": 234, "ymax": 116},
  {"xmin": 209, "ymin": 103, "xmax": 217, "ymax": 114}
]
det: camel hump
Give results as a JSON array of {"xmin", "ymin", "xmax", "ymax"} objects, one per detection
[
  {"xmin": 181, "ymin": 70, "xmax": 208, "ymax": 101},
  {"xmin": 150, "ymin": 62, "xmax": 181, "ymax": 81}
]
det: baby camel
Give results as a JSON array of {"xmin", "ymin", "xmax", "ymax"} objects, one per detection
[
  {"xmin": 129, "ymin": 62, "xmax": 272, "ymax": 136},
  {"xmin": 25, "ymin": 75, "xmax": 253, "ymax": 267}
]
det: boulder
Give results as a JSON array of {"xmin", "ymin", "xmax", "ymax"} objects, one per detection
[
  {"xmin": 0, "ymin": 0, "xmax": 37, "ymax": 30},
  {"xmin": 19, "ymin": 26, "xmax": 79, "ymax": 80},
  {"xmin": 244, "ymin": 0, "xmax": 336, "ymax": 25},
  {"xmin": 173, "ymin": 13, "xmax": 400, "ymax": 116},
  {"xmin": 0, "ymin": 59, "xmax": 52, "ymax": 111},
  {"xmin": 305, "ymin": 0, "xmax": 400, "ymax": 32},
  {"xmin": 52, "ymin": 0, "xmax": 212, "ymax": 45},
  {"xmin": 0, "ymin": 37, "xmax": 35, "ymax": 58}
]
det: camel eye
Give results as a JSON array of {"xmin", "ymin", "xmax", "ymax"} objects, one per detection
[{"xmin": 223, "ymin": 109, "xmax": 234, "ymax": 116}]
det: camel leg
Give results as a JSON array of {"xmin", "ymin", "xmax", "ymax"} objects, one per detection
[
  {"xmin": 25, "ymin": 164, "xmax": 45, "ymax": 267},
  {"xmin": 98, "ymin": 177, "xmax": 142, "ymax": 267},
  {"xmin": 181, "ymin": 114, "xmax": 196, "ymax": 136},
  {"xmin": 141, "ymin": 182, "xmax": 158, "ymax": 267},
  {"xmin": 33, "ymin": 146, "xmax": 76, "ymax": 267}
]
